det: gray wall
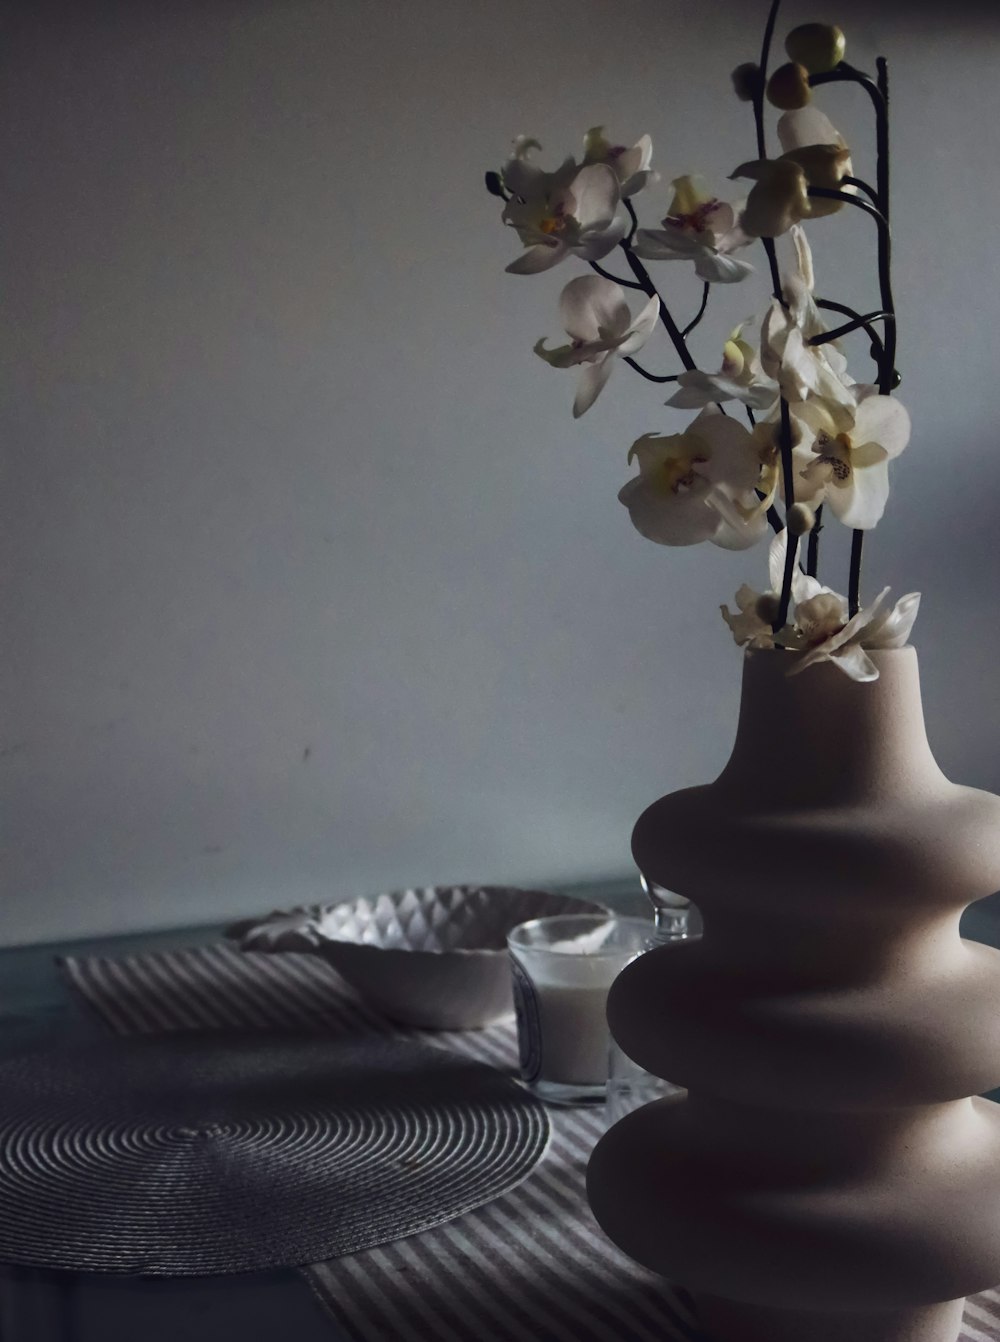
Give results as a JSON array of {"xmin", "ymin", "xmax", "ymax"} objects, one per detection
[{"xmin": 4, "ymin": 0, "xmax": 1000, "ymax": 945}]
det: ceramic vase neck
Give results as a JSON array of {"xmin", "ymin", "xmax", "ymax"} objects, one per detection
[{"xmin": 716, "ymin": 645, "xmax": 944, "ymax": 808}]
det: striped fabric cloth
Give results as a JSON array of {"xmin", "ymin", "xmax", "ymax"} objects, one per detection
[{"xmin": 61, "ymin": 944, "xmax": 1000, "ymax": 1342}]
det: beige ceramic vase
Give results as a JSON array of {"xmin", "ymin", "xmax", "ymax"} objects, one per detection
[{"xmin": 587, "ymin": 646, "xmax": 1000, "ymax": 1342}]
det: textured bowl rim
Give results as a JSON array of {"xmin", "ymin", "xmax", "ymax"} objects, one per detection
[{"xmin": 314, "ymin": 886, "xmax": 611, "ymax": 957}]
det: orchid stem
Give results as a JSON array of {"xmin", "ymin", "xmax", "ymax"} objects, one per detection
[
  {"xmin": 841, "ymin": 174, "xmax": 879, "ymax": 206},
  {"xmin": 774, "ymin": 396, "xmax": 799, "ymax": 630},
  {"xmin": 874, "ymin": 57, "xmax": 897, "ymax": 396},
  {"xmin": 809, "ymin": 309, "xmax": 894, "ymax": 347},
  {"xmin": 751, "ymin": 2, "xmax": 784, "ymax": 302},
  {"xmin": 806, "ymin": 503, "xmax": 823, "ymax": 578},
  {"xmin": 749, "ymin": 0, "xmax": 797, "ymax": 631},
  {"xmin": 623, "ymin": 357, "xmax": 679, "ymax": 384},
  {"xmin": 810, "ymin": 62, "xmax": 885, "ymax": 120},
  {"xmin": 814, "ymin": 56, "xmax": 896, "ymax": 614},
  {"xmin": 754, "ymin": 0, "xmax": 783, "ymax": 160},
  {"xmin": 682, "ymin": 283, "xmax": 710, "ymax": 338},
  {"xmin": 620, "ymin": 247, "xmax": 698, "ymax": 372},
  {"xmin": 589, "ymin": 260, "xmax": 646, "ymax": 291},
  {"xmin": 814, "ymin": 300, "xmax": 887, "ymax": 364},
  {"xmin": 848, "ymin": 529, "xmax": 864, "ymax": 617}
]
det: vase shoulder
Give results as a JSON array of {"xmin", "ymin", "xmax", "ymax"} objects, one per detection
[
  {"xmin": 633, "ymin": 780, "xmax": 1000, "ymax": 913},
  {"xmin": 634, "ymin": 648, "xmax": 1000, "ymax": 913}
]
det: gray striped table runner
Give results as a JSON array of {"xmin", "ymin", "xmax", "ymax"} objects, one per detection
[{"xmin": 60, "ymin": 945, "xmax": 1000, "ymax": 1342}]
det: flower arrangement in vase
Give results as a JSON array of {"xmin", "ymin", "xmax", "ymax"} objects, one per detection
[
  {"xmin": 486, "ymin": 3, "xmax": 916, "ymax": 679},
  {"xmin": 487, "ymin": 5, "xmax": 1000, "ymax": 1341}
]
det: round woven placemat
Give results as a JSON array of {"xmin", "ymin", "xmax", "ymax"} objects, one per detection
[{"xmin": 0, "ymin": 1031, "xmax": 550, "ymax": 1275}]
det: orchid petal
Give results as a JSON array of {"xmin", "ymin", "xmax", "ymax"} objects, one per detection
[
  {"xmin": 829, "ymin": 644, "xmax": 880, "ymax": 682},
  {"xmin": 506, "ymin": 242, "xmax": 564, "ymax": 274},
  {"xmin": 575, "ymin": 213, "xmax": 629, "ymax": 259},
  {"xmin": 707, "ymin": 487, "xmax": 770, "ymax": 550},
  {"xmin": 828, "ymin": 457, "xmax": 891, "ymax": 530},
  {"xmin": 568, "ymin": 163, "xmax": 620, "ymax": 230},
  {"xmin": 617, "ymin": 475, "xmax": 719, "ymax": 547},
  {"xmin": 864, "ymin": 591, "xmax": 921, "ymax": 648},
  {"xmin": 573, "ymin": 354, "xmax": 616, "ymax": 418},
  {"xmin": 777, "ymin": 106, "xmax": 846, "ymax": 154},
  {"xmin": 559, "ymin": 275, "xmax": 628, "ymax": 343},
  {"xmin": 616, "ymin": 295, "xmax": 660, "ymax": 355},
  {"xmin": 790, "ymin": 224, "xmax": 815, "ymax": 293},
  {"xmin": 632, "ymin": 227, "xmax": 701, "ymax": 261},
  {"xmin": 693, "ymin": 250, "xmax": 755, "ymax": 284},
  {"xmin": 534, "ymin": 337, "xmax": 592, "ymax": 369},
  {"xmin": 853, "ymin": 392, "xmax": 911, "ymax": 460}
]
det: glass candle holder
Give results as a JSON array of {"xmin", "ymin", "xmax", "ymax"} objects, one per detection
[{"xmin": 507, "ymin": 914, "xmax": 653, "ymax": 1105}]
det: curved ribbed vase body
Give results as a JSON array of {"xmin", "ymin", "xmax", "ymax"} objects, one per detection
[{"xmin": 587, "ymin": 647, "xmax": 1000, "ymax": 1342}]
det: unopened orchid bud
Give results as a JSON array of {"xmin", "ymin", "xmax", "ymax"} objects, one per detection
[
  {"xmin": 755, "ymin": 593, "xmax": 783, "ymax": 626},
  {"xmin": 785, "ymin": 23, "xmax": 846, "ymax": 75},
  {"xmin": 787, "ymin": 503, "xmax": 816, "ymax": 536},
  {"xmin": 731, "ymin": 62, "xmax": 764, "ymax": 102},
  {"xmin": 766, "ymin": 62, "xmax": 812, "ymax": 111}
]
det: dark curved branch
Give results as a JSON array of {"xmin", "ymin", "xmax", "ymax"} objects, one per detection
[
  {"xmin": 682, "ymin": 283, "xmax": 710, "ymax": 338},
  {"xmin": 809, "ymin": 62, "xmax": 885, "ymax": 120},
  {"xmin": 841, "ymin": 175, "xmax": 879, "ymax": 207},
  {"xmin": 773, "ymin": 397, "xmax": 799, "ymax": 631},
  {"xmin": 874, "ymin": 57, "xmax": 897, "ymax": 396},
  {"xmin": 751, "ymin": 2, "xmax": 785, "ymax": 299},
  {"xmin": 809, "ymin": 310, "xmax": 894, "ymax": 347},
  {"xmin": 815, "ymin": 300, "xmax": 887, "ymax": 364},
  {"xmin": 619, "ymin": 244, "xmax": 697, "ymax": 371},
  {"xmin": 806, "ymin": 186, "xmax": 887, "ymax": 228},
  {"xmin": 753, "ymin": 0, "xmax": 783, "ymax": 160},
  {"xmin": 624, "ymin": 198, "xmax": 640, "ymax": 247},
  {"xmin": 848, "ymin": 528, "xmax": 864, "ymax": 618},
  {"xmin": 623, "ymin": 358, "xmax": 679, "ymax": 384},
  {"xmin": 589, "ymin": 259, "xmax": 645, "ymax": 291},
  {"xmin": 806, "ymin": 503, "xmax": 823, "ymax": 578}
]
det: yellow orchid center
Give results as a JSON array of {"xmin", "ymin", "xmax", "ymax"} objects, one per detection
[
  {"xmin": 666, "ymin": 175, "xmax": 719, "ymax": 234},
  {"xmin": 721, "ymin": 339, "xmax": 746, "ymax": 378},
  {"xmin": 539, "ymin": 214, "xmax": 567, "ymax": 235},
  {"xmin": 629, "ymin": 432, "xmax": 710, "ymax": 496},
  {"xmin": 660, "ymin": 455, "xmax": 704, "ymax": 493}
]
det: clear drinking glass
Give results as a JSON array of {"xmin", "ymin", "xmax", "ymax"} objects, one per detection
[
  {"xmin": 507, "ymin": 915, "xmax": 653, "ymax": 1105},
  {"xmin": 604, "ymin": 879, "xmax": 703, "ymax": 1124}
]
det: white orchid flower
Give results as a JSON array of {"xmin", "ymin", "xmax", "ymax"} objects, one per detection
[
  {"xmin": 777, "ymin": 107, "xmax": 856, "ymax": 219},
  {"xmin": 721, "ymin": 530, "xmax": 920, "ymax": 681},
  {"xmin": 633, "ymin": 175, "xmax": 754, "ymax": 284},
  {"xmin": 760, "ymin": 295, "xmax": 854, "ymax": 409},
  {"xmin": 503, "ymin": 152, "xmax": 627, "ymax": 274},
  {"xmin": 501, "ymin": 136, "xmax": 578, "ymax": 203},
  {"xmin": 720, "ymin": 584, "xmax": 777, "ymax": 649},
  {"xmin": 791, "ymin": 385, "xmax": 911, "ymax": 529},
  {"xmin": 534, "ymin": 275, "xmax": 660, "ymax": 418},
  {"xmin": 756, "ymin": 225, "xmax": 853, "ymax": 416},
  {"xmin": 667, "ymin": 325, "xmax": 778, "ymax": 410},
  {"xmin": 788, "ymin": 586, "xmax": 921, "ymax": 681},
  {"xmin": 618, "ymin": 407, "xmax": 769, "ymax": 551},
  {"xmin": 732, "ymin": 107, "xmax": 853, "ymax": 238},
  {"xmin": 583, "ymin": 127, "xmax": 655, "ymax": 198}
]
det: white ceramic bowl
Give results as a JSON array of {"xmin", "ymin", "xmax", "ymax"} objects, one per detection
[{"xmin": 228, "ymin": 885, "xmax": 608, "ymax": 1030}]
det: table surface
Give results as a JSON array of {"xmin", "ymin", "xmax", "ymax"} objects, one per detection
[{"xmin": 1, "ymin": 885, "xmax": 998, "ymax": 1342}]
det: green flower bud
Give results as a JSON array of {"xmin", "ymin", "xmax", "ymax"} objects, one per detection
[
  {"xmin": 766, "ymin": 62, "xmax": 812, "ymax": 111},
  {"xmin": 731, "ymin": 62, "xmax": 764, "ymax": 102},
  {"xmin": 786, "ymin": 503, "xmax": 816, "ymax": 536},
  {"xmin": 785, "ymin": 23, "xmax": 847, "ymax": 75}
]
